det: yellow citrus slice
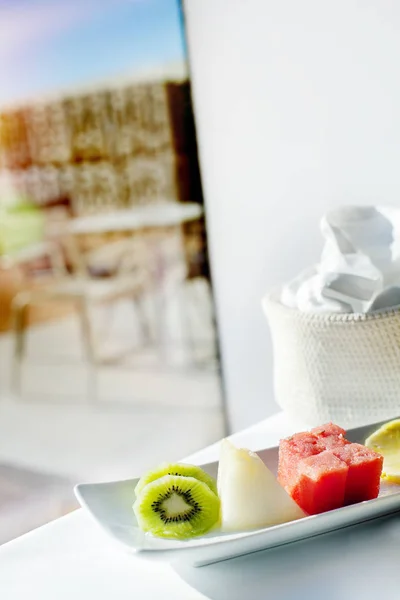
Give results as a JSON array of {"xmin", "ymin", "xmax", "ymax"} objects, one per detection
[{"xmin": 365, "ymin": 419, "xmax": 400, "ymax": 484}]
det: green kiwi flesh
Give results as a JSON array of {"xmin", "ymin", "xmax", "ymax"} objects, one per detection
[
  {"xmin": 133, "ymin": 475, "xmax": 220, "ymax": 539},
  {"xmin": 134, "ymin": 462, "xmax": 217, "ymax": 497}
]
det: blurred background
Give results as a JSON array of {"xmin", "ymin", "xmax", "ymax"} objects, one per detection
[{"xmin": 0, "ymin": 0, "xmax": 225, "ymax": 545}]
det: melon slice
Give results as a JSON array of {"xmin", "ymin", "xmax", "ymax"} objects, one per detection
[{"xmin": 218, "ymin": 440, "xmax": 305, "ymax": 532}]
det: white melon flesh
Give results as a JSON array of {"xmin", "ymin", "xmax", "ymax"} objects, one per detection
[{"xmin": 217, "ymin": 439, "xmax": 305, "ymax": 532}]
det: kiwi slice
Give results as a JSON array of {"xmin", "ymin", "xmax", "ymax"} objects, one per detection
[
  {"xmin": 133, "ymin": 475, "xmax": 220, "ymax": 539},
  {"xmin": 134, "ymin": 463, "xmax": 217, "ymax": 497}
]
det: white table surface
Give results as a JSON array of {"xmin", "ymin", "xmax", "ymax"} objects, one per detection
[
  {"xmin": 69, "ymin": 203, "xmax": 203, "ymax": 235},
  {"xmin": 1, "ymin": 412, "xmax": 399, "ymax": 599}
]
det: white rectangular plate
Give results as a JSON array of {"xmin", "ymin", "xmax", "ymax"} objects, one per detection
[{"xmin": 75, "ymin": 418, "xmax": 400, "ymax": 567}]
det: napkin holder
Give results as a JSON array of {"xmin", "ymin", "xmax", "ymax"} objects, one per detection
[{"xmin": 263, "ymin": 291, "xmax": 400, "ymax": 428}]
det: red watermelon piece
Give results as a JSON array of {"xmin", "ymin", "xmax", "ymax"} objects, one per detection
[
  {"xmin": 332, "ymin": 443, "xmax": 383, "ymax": 504},
  {"xmin": 278, "ymin": 432, "xmax": 324, "ymax": 492},
  {"xmin": 278, "ymin": 423, "xmax": 384, "ymax": 515},
  {"xmin": 311, "ymin": 422, "xmax": 349, "ymax": 449},
  {"xmin": 293, "ymin": 451, "xmax": 349, "ymax": 514},
  {"xmin": 311, "ymin": 422, "xmax": 346, "ymax": 438},
  {"xmin": 320, "ymin": 435, "xmax": 350, "ymax": 449}
]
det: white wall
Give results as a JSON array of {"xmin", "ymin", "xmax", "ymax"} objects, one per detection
[{"xmin": 184, "ymin": 0, "xmax": 400, "ymax": 432}]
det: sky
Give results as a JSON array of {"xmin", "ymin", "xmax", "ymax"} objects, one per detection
[{"xmin": 0, "ymin": 0, "xmax": 187, "ymax": 106}]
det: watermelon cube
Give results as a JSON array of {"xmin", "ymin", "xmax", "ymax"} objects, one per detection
[
  {"xmin": 292, "ymin": 452, "xmax": 349, "ymax": 514},
  {"xmin": 320, "ymin": 435, "xmax": 350, "ymax": 449},
  {"xmin": 311, "ymin": 422, "xmax": 349, "ymax": 449},
  {"xmin": 332, "ymin": 443, "xmax": 383, "ymax": 504},
  {"xmin": 278, "ymin": 432, "xmax": 324, "ymax": 492},
  {"xmin": 311, "ymin": 423, "xmax": 346, "ymax": 438},
  {"xmin": 278, "ymin": 422, "xmax": 384, "ymax": 515}
]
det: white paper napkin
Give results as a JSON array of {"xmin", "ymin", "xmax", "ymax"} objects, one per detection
[{"xmin": 281, "ymin": 205, "xmax": 400, "ymax": 313}]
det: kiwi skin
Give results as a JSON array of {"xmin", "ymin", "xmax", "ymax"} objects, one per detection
[
  {"xmin": 134, "ymin": 463, "xmax": 218, "ymax": 497},
  {"xmin": 133, "ymin": 474, "xmax": 220, "ymax": 539}
]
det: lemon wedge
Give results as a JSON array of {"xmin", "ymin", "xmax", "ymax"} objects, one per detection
[{"xmin": 365, "ymin": 419, "xmax": 400, "ymax": 484}]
